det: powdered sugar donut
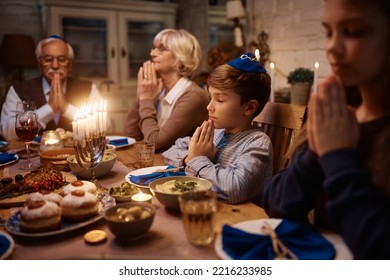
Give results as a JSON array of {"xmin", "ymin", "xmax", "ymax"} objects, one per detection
[
  {"xmin": 60, "ymin": 190, "xmax": 99, "ymax": 222},
  {"xmin": 25, "ymin": 192, "xmax": 63, "ymax": 206},
  {"xmin": 25, "ymin": 192, "xmax": 45, "ymax": 204},
  {"xmin": 60, "ymin": 180, "xmax": 97, "ymax": 196},
  {"xmin": 43, "ymin": 193, "xmax": 63, "ymax": 205},
  {"xmin": 20, "ymin": 199, "xmax": 61, "ymax": 232}
]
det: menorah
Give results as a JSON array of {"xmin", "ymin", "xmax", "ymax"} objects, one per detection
[{"xmin": 72, "ymin": 100, "xmax": 107, "ymax": 193}]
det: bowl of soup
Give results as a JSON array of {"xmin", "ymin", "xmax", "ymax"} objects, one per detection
[{"xmin": 149, "ymin": 176, "xmax": 212, "ymax": 209}]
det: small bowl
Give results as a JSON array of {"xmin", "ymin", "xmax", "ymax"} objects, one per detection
[
  {"xmin": 67, "ymin": 152, "xmax": 117, "ymax": 179},
  {"xmin": 149, "ymin": 176, "xmax": 213, "ymax": 209},
  {"xmin": 104, "ymin": 202, "xmax": 156, "ymax": 239},
  {"xmin": 109, "ymin": 182, "xmax": 139, "ymax": 203},
  {"xmin": 105, "ymin": 144, "xmax": 116, "ymax": 154}
]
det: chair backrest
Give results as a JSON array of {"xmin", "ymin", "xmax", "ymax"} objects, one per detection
[{"xmin": 253, "ymin": 102, "xmax": 306, "ymax": 174}]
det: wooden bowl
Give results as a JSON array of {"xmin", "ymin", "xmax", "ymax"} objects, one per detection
[{"xmin": 104, "ymin": 202, "xmax": 156, "ymax": 239}]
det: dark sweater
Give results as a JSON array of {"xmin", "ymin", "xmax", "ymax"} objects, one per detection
[
  {"xmin": 13, "ymin": 77, "xmax": 91, "ymax": 132},
  {"xmin": 261, "ymin": 115, "xmax": 390, "ymax": 259}
]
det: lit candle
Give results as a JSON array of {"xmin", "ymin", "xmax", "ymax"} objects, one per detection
[
  {"xmin": 72, "ymin": 119, "xmax": 78, "ymax": 140},
  {"xmin": 103, "ymin": 100, "xmax": 107, "ymax": 132},
  {"xmin": 98, "ymin": 100, "xmax": 104, "ymax": 132},
  {"xmin": 132, "ymin": 192, "xmax": 152, "ymax": 203},
  {"xmin": 270, "ymin": 62, "xmax": 275, "ymax": 102},
  {"xmin": 313, "ymin": 61, "xmax": 319, "ymax": 93},
  {"xmin": 255, "ymin": 49, "xmax": 260, "ymax": 61},
  {"xmin": 78, "ymin": 119, "xmax": 84, "ymax": 140}
]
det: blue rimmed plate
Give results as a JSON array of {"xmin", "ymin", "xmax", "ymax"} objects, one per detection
[
  {"xmin": 5, "ymin": 193, "xmax": 115, "ymax": 237},
  {"xmin": 0, "ymin": 232, "xmax": 15, "ymax": 260}
]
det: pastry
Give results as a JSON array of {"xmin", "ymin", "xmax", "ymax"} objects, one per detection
[
  {"xmin": 60, "ymin": 180, "xmax": 97, "ymax": 196},
  {"xmin": 20, "ymin": 197, "xmax": 61, "ymax": 232},
  {"xmin": 60, "ymin": 190, "xmax": 99, "ymax": 222}
]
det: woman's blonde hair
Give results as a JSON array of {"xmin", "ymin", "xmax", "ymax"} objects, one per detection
[{"xmin": 153, "ymin": 29, "xmax": 201, "ymax": 77}]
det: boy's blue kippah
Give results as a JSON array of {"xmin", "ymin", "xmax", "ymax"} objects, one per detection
[{"xmin": 226, "ymin": 52, "xmax": 267, "ymax": 73}]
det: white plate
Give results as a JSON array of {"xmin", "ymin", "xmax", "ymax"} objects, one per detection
[
  {"xmin": 125, "ymin": 165, "xmax": 169, "ymax": 189},
  {"xmin": 106, "ymin": 136, "xmax": 136, "ymax": 148},
  {"xmin": 0, "ymin": 232, "xmax": 15, "ymax": 260},
  {"xmin": 0, "ymin": 153, "xmax": 19, "ymax": 167},
  {"xmin": 5, "ymin": 193, "xmax": 115, "ymax": 237},
  {"xmin": 214, "ymin": 219, "xmax": 353, "ymax": 260}
]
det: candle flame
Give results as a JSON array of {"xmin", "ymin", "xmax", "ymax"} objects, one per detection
[
  {"xmin": 270, "ymin": 62, "xmax": 275, "ymax": 69},
  {"xmin": 315, "ymin": 61, "xmax": 319, "ymax": 68}
]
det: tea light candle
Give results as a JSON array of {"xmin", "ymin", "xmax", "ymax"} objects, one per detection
[
  {"xmin": 45, "ymin": 138, "xmax": 59, "ymax": 145},
  {"xmin": 40, "ymin": 130, "xmax": 63, "ymax": 151},
  {"xmin": 132, "ymin": 192, "xmax": 152, "ymax": 203}
]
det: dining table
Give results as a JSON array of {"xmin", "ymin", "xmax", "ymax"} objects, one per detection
[{"xmin": 0, "ymin": 137, "xmax": 269, "ymax": 260}]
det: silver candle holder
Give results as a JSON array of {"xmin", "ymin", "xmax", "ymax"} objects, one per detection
[
  {"xmin": 72, "ymin": 100, "xmax": 108, "ymax": 192},
  {"xmin": 73, "ymin": 132, "xmax": 107, "ymax": 193}
]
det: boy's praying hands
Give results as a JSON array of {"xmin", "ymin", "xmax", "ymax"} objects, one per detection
[{"xmin": 187, "ymin": 120, "xmax": 216, "ymax": 162}]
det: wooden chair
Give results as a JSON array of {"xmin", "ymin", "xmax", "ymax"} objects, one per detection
[{"xmin": 253, "ymin": 102, "xmax": 307, "ymax": 175}]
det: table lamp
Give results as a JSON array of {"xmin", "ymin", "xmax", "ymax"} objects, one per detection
[
  {"xmin": 226, "ymin": 0, "xmax": 246, "ymax": 48},
  {"xmin": 0, "ymin": 34, "xmax": 36, "ymax": 81}
]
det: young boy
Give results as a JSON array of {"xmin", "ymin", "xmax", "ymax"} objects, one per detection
[{"xmin": 162, "ymin": 52, "xmax": 273, "ymax": 205}]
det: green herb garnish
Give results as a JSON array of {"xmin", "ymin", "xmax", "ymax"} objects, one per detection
[{"xmin": 170, "ymin": 181, "xmax": 198, "ymax": 193}]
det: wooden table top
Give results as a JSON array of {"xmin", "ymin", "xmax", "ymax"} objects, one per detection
[{"xmin": 0, "ymin": 138, "xmax": 268, "ymax": 260}]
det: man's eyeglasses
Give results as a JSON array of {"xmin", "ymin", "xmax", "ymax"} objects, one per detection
[
  {"xmin": 39, "ymin": 55, "xmax": 70, "ymax": 66},
  {"xmin": 151, "ymin": 44, "xmax": 169, "ymax": 54}
]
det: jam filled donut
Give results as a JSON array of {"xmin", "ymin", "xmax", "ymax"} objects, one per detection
[
  {"xmin": 60, "ymin": 180, "xmax": 97, "ymax": 196},
  {"xmin": 60, "ymin": 190, "xmax": 99, "ymax": 222},
  {"xmin": 20, "ymin": 198, "xmax": 61, "ymax": 232}
]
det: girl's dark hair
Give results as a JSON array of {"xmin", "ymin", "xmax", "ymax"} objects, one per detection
[{"xmin": 207, "ymin": 64, "xmax": 271, "ymax": 119}]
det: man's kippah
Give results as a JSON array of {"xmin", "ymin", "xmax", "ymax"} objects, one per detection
[
  {"xmin": 48, "ymin": 34, "xmax": 67, "ymax": 42},
  {"xmin": 226, "ymin": 52, "xmax": 267, "ymax": 73}
]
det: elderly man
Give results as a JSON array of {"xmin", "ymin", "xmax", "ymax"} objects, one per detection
[{"xmin": 0, "ymin": 35, "xmax": 104, "ymax": 141}]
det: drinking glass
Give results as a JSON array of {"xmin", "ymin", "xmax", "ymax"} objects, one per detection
[
  {"xmin": 178, "ymin": 191, "xmax": 217, "ymax": 246},
  {"xmin": 16, "ymin": 100, "xmax": 37, "ymax": 114},
  {"xmin": 134, "ymin": 141, "xmax": 155, "ymax": 168},
  {"xmin": 15, "ymin": 111, "xmax": 40, "ymax": 170}
]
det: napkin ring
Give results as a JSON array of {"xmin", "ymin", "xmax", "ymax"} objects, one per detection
[{"xmin": 262, "ymin": 221, "xmax": 298, "ymax": 260}]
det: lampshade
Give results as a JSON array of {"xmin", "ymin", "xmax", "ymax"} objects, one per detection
[
  {"xmin": 226, "ymin": 0, "xmax": 246, "ymax": 20},
  {"xmin": 0, "ymin": 34, "xmax": 36, "ymax": 66}
]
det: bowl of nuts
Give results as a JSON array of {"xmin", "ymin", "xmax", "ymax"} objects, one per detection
[{"xmin": 104, "ymin": 202, "xmax": 156, "ymax": 239}]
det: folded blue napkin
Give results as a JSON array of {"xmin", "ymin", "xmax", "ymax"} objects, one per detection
[
  {"xmin": 130, "ymin": 165, "xmax": 186, "ymax": 186},
  {"xmin": 34, "ymin": 136, "xmax": 42, "ymax": 143},
  {"xmin": 222, "ymin": 219, "xmax": 335, "ymax": 260},
  {"xmin": 0, "ymin": 234, "xmax": 12, "ymax": 258},
  {"xmin": 109, "ymin": 138, "xmax": 128, "ymax": 146},
  {"xmin": 0, "ymin": 152, "xmax": 17, "ymax": 164}
]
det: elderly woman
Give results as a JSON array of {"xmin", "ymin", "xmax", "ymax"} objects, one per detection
[{"xmin": 124, "ymin": 29, "xmax": 209, "ymax": 151}]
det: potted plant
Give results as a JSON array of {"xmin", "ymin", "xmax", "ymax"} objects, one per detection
[{"xmin": 287, "ymin": 67, "xmax": 314, "ymax": 105}]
